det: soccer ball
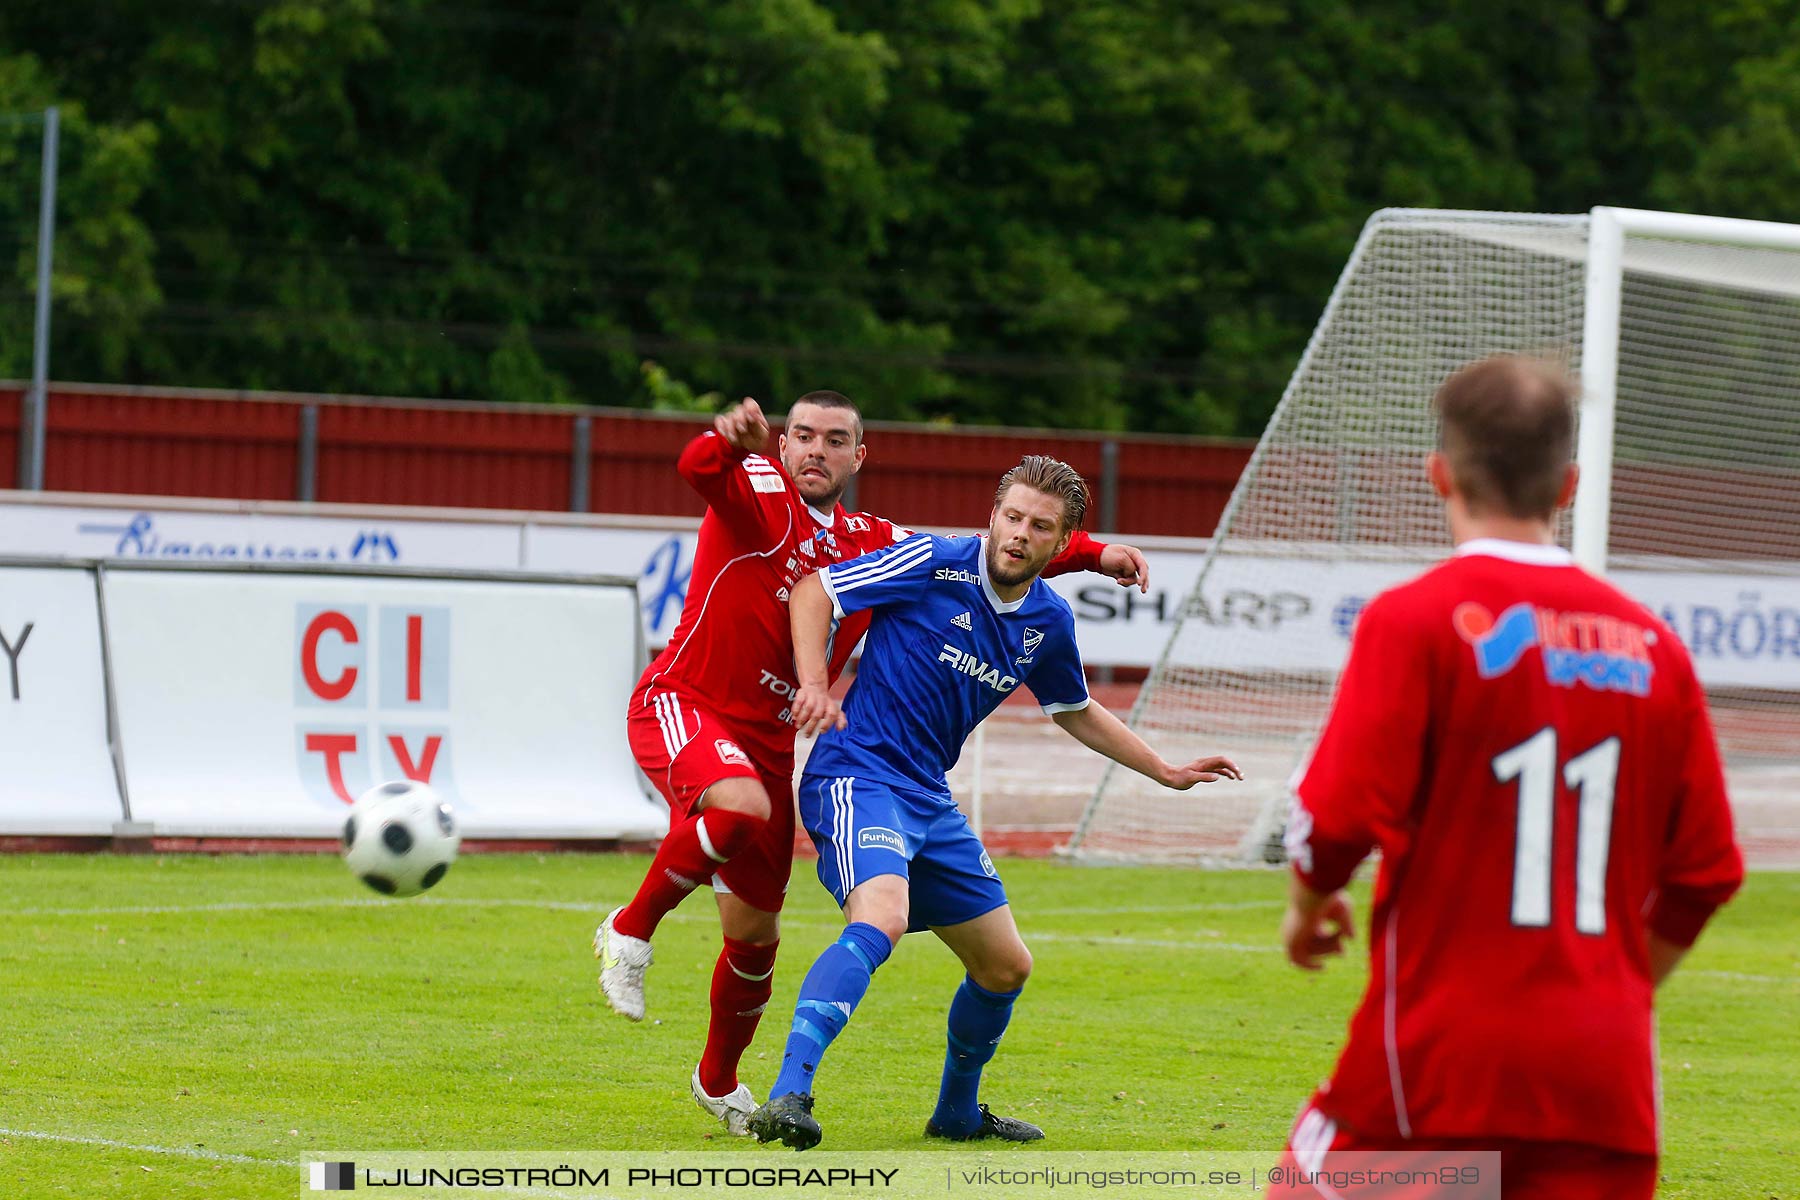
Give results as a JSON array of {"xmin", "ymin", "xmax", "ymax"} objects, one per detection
[{"xmin": 341, "ymin": 780, "xmax": 460, "ymax": 897}]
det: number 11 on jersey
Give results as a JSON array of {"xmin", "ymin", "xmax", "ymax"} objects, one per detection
[{"xmin": 1492, "ymin": 727, "xmax": 1621, "ymax": 935}]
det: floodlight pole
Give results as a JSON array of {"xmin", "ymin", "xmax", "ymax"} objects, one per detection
[{"xmin": 18, "ymin": 106, "xmax": 59, "ymax": 492}]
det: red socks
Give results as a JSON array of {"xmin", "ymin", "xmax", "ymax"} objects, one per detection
[
  {"xmin": 614, "ymin": 808, "xmax": 762, "ymax": 941},
  {"xmin": 613, "ymin": 806, "xmax": 777, "ymax": 1097},
  {"xmin": 697, "ymin": 936, "xmax": 780, "ymax": 1097}
]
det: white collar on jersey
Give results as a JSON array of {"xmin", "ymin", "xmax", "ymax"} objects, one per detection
[
  {"xmin": 1454, "ymin": 537, "xmax": 1575, "ymax": 567},
  {"xmin": 977, "ymin": 536, "xmax": 1029, "ymax": 613},
  {"xmin": 807, "ymin": 503, "xmax": 836, "ymax": 528}
]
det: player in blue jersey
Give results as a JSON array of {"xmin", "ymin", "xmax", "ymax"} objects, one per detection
[{"xmin": 746, "ymin": 456, "xmax": 1242, "ymax": 1150}]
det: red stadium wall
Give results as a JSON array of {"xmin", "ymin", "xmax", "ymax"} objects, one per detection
[
  {"xmin": 12, "ymin": 383, "xmax": 1798, "ymax": 556},
  {"xmin": 582, "ymin": 411, "xmax": 725, "ymax": 519},
  {"xmin": 0, "ymin": 387, "xmax": 18, "ymax": 491},
  {"xmin": 317, "ymin": 403, "xmax": 576, "ymax": 511},
  {"xmin": 40, "ymin": 388, "xmax": 304, "ymax": 501},
  {"xmin": 0, "ymin": 383, "xmax": 1255, "ymax": 537}
]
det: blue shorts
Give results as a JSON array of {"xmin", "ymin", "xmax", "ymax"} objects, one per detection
[{"xmin": 797, "ymin": 772, "xmax": 1006, "ymax": 933}]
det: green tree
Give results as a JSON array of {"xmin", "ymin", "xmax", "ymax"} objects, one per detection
[
  {"xmin": 0, "ymin": 51, "xmax": 158, "ymax": 380},
  {"xmin": 3, "ymin": 0, "xmax": 1797, "ymax": 436}
]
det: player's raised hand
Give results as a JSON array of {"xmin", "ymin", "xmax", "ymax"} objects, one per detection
[
  {"xmin": 1159, "ymin": 754, "xmax": 1243, "ymax": 789},
  {"xmin": 791, "ymin": 680, "xmax": 847, "ymax": 739},
  {"xmin": 1281, "ymin": 890, "xmax": 1356, "ymax": 972},
  {"xmin": 1099, "ymin": 542, "xmax": 1151, "ymax": 593},
  {"xmin": 715, "ymin": 398, "xmax": 771, "ymax": 453}
]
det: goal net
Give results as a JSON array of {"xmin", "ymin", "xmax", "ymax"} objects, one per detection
[{"xmin": 1068, "ymin": 208, "xmax": 1800, "ymax": 867}]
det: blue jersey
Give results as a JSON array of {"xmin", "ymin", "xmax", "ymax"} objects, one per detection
[{"xmin": 807, "ymin": 533, "xmax": 1089, "ymax": 798}]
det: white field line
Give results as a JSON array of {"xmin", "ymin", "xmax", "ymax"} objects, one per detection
[
  {"xmin": 0, "ymin": 1127, "xmax": 291, "ymax": 1167},
  {"xmin": 10, "ymin": 897, "xmax": 1794, "ymax": 982},
  {"xmin": 0, "ymin": 1129, "xmax": 589, "ymax": 1199},
  {"xmin": 8, "ymin": 897, "xmax": 1281, "ymax": 955},
  {"xmin": 763, "ymin": 915, "xmax": 1281, "ymax": 954},
  {"xmin": 9, "ymin": 897, "xmax": 605, "ymax": 917},
  {"xmin": 1685, "ymin": 970, "xmax": 1800, "ymax": 985},
  {"xmin": 7, "ymin": 897, "xmax": 1281, "ymax": 920}
]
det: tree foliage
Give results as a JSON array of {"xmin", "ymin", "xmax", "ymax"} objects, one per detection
[{"xmin": 1, "ymin": 0, "xmax": 1795, "ymax": 434}]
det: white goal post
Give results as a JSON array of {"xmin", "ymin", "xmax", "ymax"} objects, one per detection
[{"xmin": 1068, "ymin": 206, "xmax": 1800, "ymax": 868}]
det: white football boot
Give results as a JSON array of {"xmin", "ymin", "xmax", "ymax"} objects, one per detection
[
  {"xmin": 594, "ymin": 907, "xmax": 653, "ymax": 1021},
  {"xmin": 691, "ymin": 1068, "xmax": 757, "ymax": 1136}
]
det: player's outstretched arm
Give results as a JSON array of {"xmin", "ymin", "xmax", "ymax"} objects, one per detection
[
  {"xmin": 1051, "ymin": 702, "xmax": 1241, "ymax": 789},
  {"xmin": 713, "ymin": 397, "xmax": 771, "ymax": 453},
  {"xmin": 1097, "ymin": 542, "xmax": 1150, "ymax": 593},
  {"xmin": 788, "ymin": 574, "xmax": 847, "ymax": 738},
  {"xmin": 674, "ymin": 398, "xmax": 797, "ymax": 549},
  {"xmin": 1038, "ymin": 531, "xmax": 1149, "ymax": 592}
]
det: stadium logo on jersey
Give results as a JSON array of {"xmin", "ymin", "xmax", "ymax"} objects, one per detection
[
  {"xmin": 934, "ymin": 567, "xmax": 980, "ymax": 585},
  {"xmin": 1454, "ymin": 602, "xmax": 1654, "ymax": 696},
  {"xmin": 714, "ymin": 739, "xmax": 752, "ymax": 767},
  {"xmin": 937, "ymin": 644, "xmax": 1020, "ymax": 693},
  {"xmin": 1022, "ymin": 627, "xmax": 1043, "ymax": 656},
  {"xmin": 859, "ymin": 826, "xmax": 906, "ymax": 855},
  {"xmin": 951, "ymin": 611, "xmax": 973, "ymax": 631}
]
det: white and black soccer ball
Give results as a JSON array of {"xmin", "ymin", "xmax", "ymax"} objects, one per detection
[{"xmin": 341, "ymin": 780, "xmax": 460, "ymax": 898}]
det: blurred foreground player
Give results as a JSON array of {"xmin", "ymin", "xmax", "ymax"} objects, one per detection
[
  {"xmin": 1271, "ymin": 356, "xmax": 1744, "ymax": 1199},
  {"xmin": 595, "ymin": 394, "xmax": 1150, "ymax": 1134},
  {"xmin": 746, "ymin": 456, "xmax": 1240, "ymax": 1150}
]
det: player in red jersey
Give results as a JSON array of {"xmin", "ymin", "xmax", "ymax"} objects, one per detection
[
  {"xmin": 1269, "ymin": 355, "xmax": 1744, "ymax": 1200},
  {"xmin": 594, "ymin": 390, "xmax": 1149, "ymax": 1134}
]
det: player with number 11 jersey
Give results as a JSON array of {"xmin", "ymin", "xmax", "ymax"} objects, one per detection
[{"xmin": 1277, "ymin": 356, "xmax": 1743, "ymax": 1198}]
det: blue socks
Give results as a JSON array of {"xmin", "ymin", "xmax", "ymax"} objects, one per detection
[
  {"xmin": 769, "ymin": 930, "xmax": 1022, "ymax": 1129},
  {"xmin": 929, "ymin": 975, "xmax": 1021, "ymax": 1135},
  {"xmin": 770, "ymin": 922, "xmax": 893, "ymax": 1099}
]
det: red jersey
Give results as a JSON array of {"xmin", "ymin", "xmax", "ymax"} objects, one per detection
[
  {"xmin": 1290, "ymin": 538, "xmax": 1743, "ymax": 1157},
  {"xmin": 636, "ymin": 431, "xmax": 1105, "ymax": 768}
]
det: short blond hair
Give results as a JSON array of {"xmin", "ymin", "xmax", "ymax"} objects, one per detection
[
  {"xmin": 993, "ymin": 455, "xmax": 1089, "ymax": 531},
  {"xmin": 1435, "ymin": 355, "xmax": 1576, "ymax": 518}
]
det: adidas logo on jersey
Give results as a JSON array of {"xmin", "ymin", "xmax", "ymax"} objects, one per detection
[
  {"xmin": 938, "ymin": 643, "xmax": 1020, "ymax": 693},
  {"xmin": 951, "ymin": 611, "xmax": 973, "ymax": 631}
]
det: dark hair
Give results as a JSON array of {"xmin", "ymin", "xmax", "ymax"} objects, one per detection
[
  {"xmin": 788, "ymin": 389, "xmax": 862, "ymax": 444},
  {"xmin": 1434, "ymin": 355, "xmax": 1576, "ymax": 519},
  {"xmin": 993, "ymin": 455, "xmax": 1089, "ymax": 531}
]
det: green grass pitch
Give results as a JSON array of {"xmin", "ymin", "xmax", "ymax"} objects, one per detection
[{"xmin": 1, "ymin": 854, "xmax": 1794, "ymax": 1197}]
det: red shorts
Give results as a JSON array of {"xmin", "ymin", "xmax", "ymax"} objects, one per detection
[
  {"xmin": 627, "ymin": 687, "xmax": 795, "ymax": 913},
  {"xmin": 1265, "ymin": 1104, "xmax": 1657, "ymax": 1200}
]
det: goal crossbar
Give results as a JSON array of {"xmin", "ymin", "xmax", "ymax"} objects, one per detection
[{"xmin": 1067, "ymin": 206, "xmax": 1800, "ymax": 868}]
